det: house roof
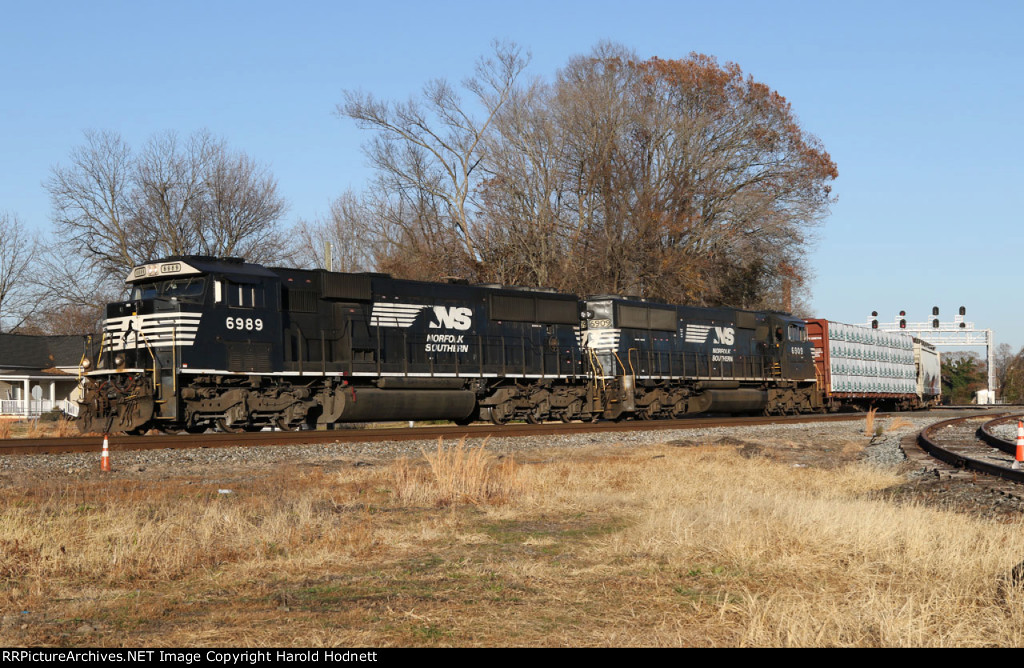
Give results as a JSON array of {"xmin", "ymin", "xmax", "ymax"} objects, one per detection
[{"xmin": 0, "ymin": 334, "xmax": 87, "ymax": 371}]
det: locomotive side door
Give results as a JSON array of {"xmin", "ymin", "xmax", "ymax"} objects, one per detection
[{"xmin": 779, "ymin": 321, "xmax": 815, "ymax": 380}]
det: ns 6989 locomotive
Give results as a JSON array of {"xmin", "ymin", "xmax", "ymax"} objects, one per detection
[{"xmin": 76, "ymin": 255, "xmax": 828, "ymax": 434}]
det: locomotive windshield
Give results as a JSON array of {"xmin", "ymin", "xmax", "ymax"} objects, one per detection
[{"xmin": 130, "ymin": 277, "xmax": 207, "ymax": 303}]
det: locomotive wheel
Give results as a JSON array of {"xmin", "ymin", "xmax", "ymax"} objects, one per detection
[
  {"xmin": 485, "ymin": 406, "xmax": 510, "ymax": 425},
  {"xmin": 638, "ymin": 400, "xmax": 660, "ymax": 420},
  {"xmin": 216, "ymin": 418, "xmax": 246, "ymax": 434},
  {"xmin": 276, "ymin": 417, "xmax": 299, "ymax": 432},
  {"xmin": 525, "ymin": 399, "xmax": 549, "ymax": 424}
]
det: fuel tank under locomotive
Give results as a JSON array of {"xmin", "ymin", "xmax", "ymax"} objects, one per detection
[
  {"xmin": 686, "ymin": 389, "xmax": 767, "ymax": 414},
  {"xmin": 318, "ymin": 387, "xmax": 477, "ymax": 423}
]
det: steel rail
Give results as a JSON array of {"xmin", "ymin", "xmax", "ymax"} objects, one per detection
[
  {"xmin": 0, "ymin": 412, "xmax": 869, "ymax": 457},
  {"xmin": 977, "ymin": 415, "xmax": 1024, "ymax": 455},
  {"xmin": 918, "ymin": 414, "xmax": 1024, "ymax": 483}
]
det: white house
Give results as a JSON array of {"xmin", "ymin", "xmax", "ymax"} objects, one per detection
[{"xmin": 0, "ymin": 334, "xmax": 87, "ymax": 417}]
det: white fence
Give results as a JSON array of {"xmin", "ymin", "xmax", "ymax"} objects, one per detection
[{"xmin": 0, "ymin": 399, "xmax": 79, "ymax": 418}]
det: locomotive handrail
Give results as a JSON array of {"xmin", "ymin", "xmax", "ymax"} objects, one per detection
[
  {"xmin": 128, "ymin": 324, "xmax": 159, "ymax": 382},
  {"xmin": 612, "ymin": 351, "xmax": 628, "ymax": 379},
  {"xmin": 169, "ymin": 325, "xmax": 175, "ymax": 399},
  {"xmin": 94, "ymin": 330, "xmax": 107, "ymax": 368},
  {"xmin": 320, "ymin": 332, "xmax": 327, "ymax": 377}
]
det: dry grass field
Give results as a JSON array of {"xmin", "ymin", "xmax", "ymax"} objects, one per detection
[
  {"xmin": 3, "ymin": 430, "xmax": 1024, "ymax": 647},
  {"xmin": 0, "ymin": 416, "xmax": 77, "ymax": 440}
]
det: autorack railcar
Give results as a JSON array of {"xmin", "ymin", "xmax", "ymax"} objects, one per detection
[{"xmin": 804, "ymin": 319, "xmax": 937, "ymax": 411}]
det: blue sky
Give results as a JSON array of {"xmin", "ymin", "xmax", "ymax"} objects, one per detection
[{"xmin": 1, "ymin": 0, "xmax": 1021, "ymax": 352}]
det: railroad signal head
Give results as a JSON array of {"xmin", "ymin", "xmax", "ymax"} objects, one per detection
[
  {"xmin": 872, "ymin": 319, "xmax": 878, "ymax": 329},
  {"xmin": 899, "ymin": 319, "xmax": 906, "ymax": 329},
  {"xmin": 932, "ymin": 306, "xmax": 939, "ymax": 316},
  {"xmin": 959, "ymin": 306, "xmax": 966, "ymax": 316},
  {"xmin": 932, "ymin": 318, "xmax": 939, "ymax": 328},
  {"xmin": 871, "ymin": 311, "xmax": 878, "ymax": 317},
  {"xmin": 899, "ymin": 310, "xmax": 906, "ymax": 317}
]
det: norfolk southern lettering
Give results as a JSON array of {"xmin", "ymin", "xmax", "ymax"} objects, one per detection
[{"xmin": 425, "ymin": 333, "xmax": 469, "ymax": 353}]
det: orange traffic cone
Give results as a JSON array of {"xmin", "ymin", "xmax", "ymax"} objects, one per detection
[
  {"xmin": 1014, "ymin": 420, "xmax": 1023, "ymax": 470},
  {"xmin": 101, "ymin": 434, "xmax": 111, "ymax": 472}
]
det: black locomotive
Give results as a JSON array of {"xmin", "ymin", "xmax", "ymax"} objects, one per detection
[{"xmin": 76, "ymin": 256, "xmax": 820, "ymax": 433}]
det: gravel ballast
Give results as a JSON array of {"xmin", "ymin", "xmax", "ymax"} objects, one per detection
[{"xmin": 2, "ymin": 413, "xmax": 1023, "ymax": 520}]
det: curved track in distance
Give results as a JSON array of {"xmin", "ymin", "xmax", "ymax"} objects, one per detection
[{"xmin": 918, "ymin": 414, "xmax": 1024, "ymax": 483}]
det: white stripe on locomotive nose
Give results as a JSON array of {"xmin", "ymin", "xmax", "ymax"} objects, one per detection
[
  {"xmin": 102, "ymin": 313, "xmax": 204, "ymax": 350},
  {"xmin": 580, "ymin": 328, "xmax": 620, "ymax": 351}
]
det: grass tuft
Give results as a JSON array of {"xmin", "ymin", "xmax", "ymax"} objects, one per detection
[
  {"xmin": 392, "ymin": 437, "xmax": 520, "ymax": 507},
  {"xmin": 864, "ymin": 407, "xmax": 878, "ymax": 436},
  {"xmin": 887, "ymin": 417, "xmax": 914, "ymax": 431}
]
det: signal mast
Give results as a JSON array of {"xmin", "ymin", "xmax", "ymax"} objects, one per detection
[{"xmin": 866, "ymin": 306, "xmax": 996, "ymax": 397}]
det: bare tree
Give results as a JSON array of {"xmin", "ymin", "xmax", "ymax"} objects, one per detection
[
  {"xmin": 46, "ymin": 129, "xmax": 141, "ymax": 277},
  {"xmin": 535, "ymin": 47, "xmax": 837, "ymax": 307},
  {"xmin": 198, "ymin": 146, "xmax": 290, "ymax": 263},
  {"xmin": 24, "ymin": 252, "xmax": 121, "ymax": 335},
  {"xmin": 997, "ymin": 346, "xmax": 1024, "ymax": 404},
  {"xmin": 477, "ymin": 77, "xmax": 577, "ymax": 289},
  {"xmin": 0, "ymin": 212, "xmax": 37, "ymax": 332},
  {"xmin": 292, "ymin": 191, "xmax": 377, "ymax": 272},
  {"xmin": 338, "ymin": 40, "xmax": 530, "ymax": 279},
  {"xmin": 339, "ymin": 42, "xmax": 836, "ymax": 308},
  {"xmin": 46, "ymin": 129, "xmax": 290, "ymax": 279},
  {"xmin": 132, "ymin": 130, "xmax": 217, "ymax": 258}
]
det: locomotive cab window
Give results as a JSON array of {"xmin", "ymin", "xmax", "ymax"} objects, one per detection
[
  {"xmin": 162, "ymin": 277, "xmax": 206, "ymax": 302},
  {"xmin": 788, "ymin": 324, "xmax": 806, "ymax": 342},
  {"xmin": 227, "ymin": 282, "xmax": 265, "ymax": 309},
  {"xmin": 131, "ymin": 278, "xmax": 206, "ymax": 303}
]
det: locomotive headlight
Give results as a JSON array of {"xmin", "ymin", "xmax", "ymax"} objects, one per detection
[
  {"xmin": 114, "ymin": 354, "xmax": 125, "ymax": 367},
  {"xmin": 80, "ymin": 358, "xmax": 91, "ymax": 370}
]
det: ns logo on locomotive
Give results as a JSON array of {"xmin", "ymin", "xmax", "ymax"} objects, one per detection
[{"xmin": 74, "ymin": 256, "xmax": 940, "ymax": 434}]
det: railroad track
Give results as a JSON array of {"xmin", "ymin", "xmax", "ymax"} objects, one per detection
[
  {"xmin": 917, "ymin": 414, "xmax": 1024, "ymax": 482},
  {"xmin": 0, "ymin": 412, "xmax": 870, "ymax": 456}
]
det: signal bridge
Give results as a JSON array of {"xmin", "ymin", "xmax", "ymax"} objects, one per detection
[{"xmin": 865, "ymin": 310, "xmax": 995, "ymax": 397}]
